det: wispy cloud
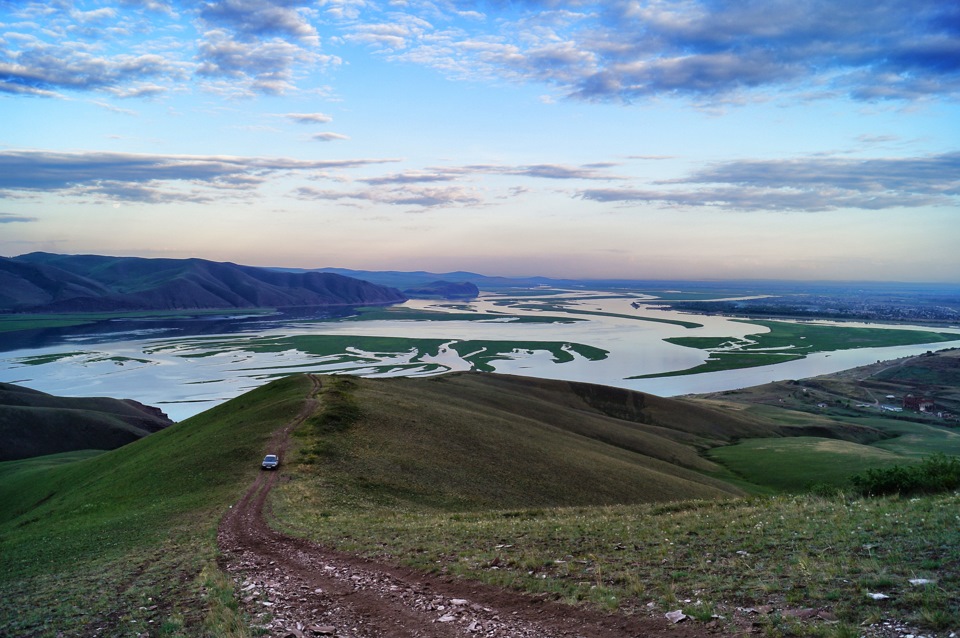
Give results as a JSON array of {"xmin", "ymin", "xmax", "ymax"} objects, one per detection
[
  {"xmin": 0, "ymin": 213, "xmax": 38, "ymax": 223},
  {"xmin": 0, "ymin": 41, "xmax": 180, "ymax": 97},
  {"xmin": 294, "ymin": 184, "xmax": 483, "ymax": 209},
  {"xmin": 376, "ymin": 0, "xmax": 960, "ymax": 103},
  {"xmin": 312, "ymin": 132, "xmax": 350, "ymax": 142},
  {"xmin": 579, "ymin": 152, "xmax": 960, "ymax": 211},
  {"xmin": 445, "ymin": 162, "xmax": 621, "ymax": 180},
  {"xmin": 0, "ymin": 150, "xmax": 399, "ymax": 202},
  {"xmin": 2, "ymin": 1, "xmax": 957, "ymax": 104},
  {"xmin": 284, "ymin": 112, "xmax": 333, "ymax": 124},
  {"xmin": 198, "ymin": 0, "xmax": 320, "ymax": 44},
  {"xmin": 195, "ymin": 29, "xmax": 339, "ymax": 95},
  {"xmin": 360, "ymin": 171, "xmax": 459, "ymax": 186}
]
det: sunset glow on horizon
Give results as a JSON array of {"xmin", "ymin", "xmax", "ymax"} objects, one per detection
[{"xmin": 2, "ymin": 1, "xmax": 958, "ymax": 282}]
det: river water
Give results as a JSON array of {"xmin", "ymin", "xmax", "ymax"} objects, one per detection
[{"xmin": 2, "ymin": 292, "xmax": 958, "ymax": 421}]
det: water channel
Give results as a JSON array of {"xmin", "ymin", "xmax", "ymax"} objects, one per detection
[{"xmin": 2, "ymin": 291, "xmax": 958, "ymax": 421}]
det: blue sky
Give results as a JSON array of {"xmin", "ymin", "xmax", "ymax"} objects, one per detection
[{"xmin": 1, "ymin": 0, "xmax": 958, "ymax": 281}]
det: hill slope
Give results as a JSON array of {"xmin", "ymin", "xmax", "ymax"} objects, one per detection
[
  {"xmin": 281, "ymin": 372, "xmax": 884, "ymax": 511},
  {"xmin": 1, "ymin": 252, "xmax": 407, "ymax": 312},
  {"xmin": 1, "ymin": 373, "xmax": 955, "ymax": 636},
  {"xmin": 0, "ymin": 382, "xmax": 174, "ymax": 461},
  {"xmin": 0, "ymin": 374, "xmax": 315, "ymax": 635}
]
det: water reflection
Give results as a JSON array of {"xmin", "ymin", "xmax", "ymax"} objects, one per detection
[
  {"xmin": 2, "ymin": 296, "xmax": 959, "ymax": 422},
  {"xmin": 0, "ymin": 306, "xmax": 357, "ymax": 352}
]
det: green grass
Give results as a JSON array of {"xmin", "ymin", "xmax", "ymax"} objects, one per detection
[
  {"xmin": 0, "ymin": 375, "xmax": 316, "ymax": 636},
  {"xmin": 630, "ymin": 352, "xmax": 805, "ymax": 378},
  {"xmin": 841, "ymin": 417, "xmax": 960, "ymax": 457},
  {"xmin": 707, "ymin": 437, "xmax": 905, "ymax": 492},
  {"xmin": 273, "ymin": 483, "xmax": 960, "ymax": 632},
  {"xmin": 276, "ymin": 375, "xmax": 744, "ymax": 514},
  {"xmin": 449, "ymin": 340, "xmax": 608, "ymax": 372},
  {"xmin": 268, "ymin": 373, "xmax": 960, "ymax": 633}
]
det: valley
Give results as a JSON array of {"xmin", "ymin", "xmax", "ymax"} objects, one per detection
[
  {"xmin": 3, "ymin": 287, "xmax": 958, "ymax": 422},
  {"xmin": 1, "ymin": 276, "xmax": 959, "ymax": 637},
  {"xmin": 1, "ymin": 349, "xmax": 958, "ymax": 637}
]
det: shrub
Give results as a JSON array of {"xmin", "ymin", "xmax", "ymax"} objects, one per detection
[{"xmin": 851, "ymin": 454, "xmax": 960, "ymax": 497}]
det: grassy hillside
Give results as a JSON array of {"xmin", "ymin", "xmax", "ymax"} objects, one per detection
[
  {"xmin": 0, "ymin": 382, "xmax": 174, "ymax": 461},
  {"xmin": 280, "ymin": 373, "xmax": 788, "ymax": 515},
  {"xmin": 0, "ymin": 375, "xmax": 314, "ymax": 636},
  {"xmin": 2, "ymin": 371, "xmax": 957, "ymax": 636},
  {"xmin": 269, "ymin": 373, "xmax": 959, "ymax": 634},
  {"xmin": 689, "ymin": 350, "xmax": 960, "ymax": 491}
]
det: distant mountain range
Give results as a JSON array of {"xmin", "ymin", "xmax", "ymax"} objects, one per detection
[
  {"xmin": 0, "ymin": 382, "xmax": 173, "ymax": 461},
  {"xmin": 0, "ymin": 253, "xmax": 407, "ymax": 313},
  {"xmin": 291, "ymin": 266, "xmax": 577, "ymax": 291}
]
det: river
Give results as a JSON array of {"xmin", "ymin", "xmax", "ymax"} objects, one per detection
[{"xmin": 2, "ymin": 291, "xmax": 958, "ymax": 421}]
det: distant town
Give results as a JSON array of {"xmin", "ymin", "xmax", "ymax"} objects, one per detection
[{"xmin": 664, "ymin": 284, "xmax": 960, "ymax": 325}]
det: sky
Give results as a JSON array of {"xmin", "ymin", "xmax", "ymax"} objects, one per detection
[{"xmin": 1, "ymin": 0, "xmax": 959, "ymax": 282}]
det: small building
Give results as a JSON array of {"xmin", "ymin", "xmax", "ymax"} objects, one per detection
[{"xmin": 903, "ymin": 394, "xmax": 935, "ymax": 412}]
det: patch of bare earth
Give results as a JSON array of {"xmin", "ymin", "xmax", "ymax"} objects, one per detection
[{"xmin": 217, "ymin": 376, "xmax": 720, "ymax": 637}]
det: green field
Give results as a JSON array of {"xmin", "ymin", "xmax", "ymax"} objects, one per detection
[{"xmin": 707, "ymin": 437, "xmax": 905, "ymax": 491}]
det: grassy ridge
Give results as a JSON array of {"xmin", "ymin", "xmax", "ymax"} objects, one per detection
[
  {"xmin": 0, "ymin": 375, "xmax": 315, "ymax": 637},
  {"xmin": 277, "ymin": 373, "xmax": 798, "ymax": 514},
  {"xmin": 269, "ymin": 372, "xmax": 959, "ymax": 634}
]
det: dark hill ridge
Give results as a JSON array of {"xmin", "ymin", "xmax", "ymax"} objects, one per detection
[
  {"xmin": 1, "ymin": 253, "xmax": 407, "ymax": 313},
  {"xmin": 0, "ymin": 382, "xmax": 174, "ymax": 461}
]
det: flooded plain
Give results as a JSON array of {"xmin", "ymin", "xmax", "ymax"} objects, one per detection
[{"xmin": 2, "ymin": 290, "xmax": 958, "ymax": 421}]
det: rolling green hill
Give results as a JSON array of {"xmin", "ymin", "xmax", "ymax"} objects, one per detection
[
  {"xmin": 1, "ymin": 371, "xmax": 956, "ymax": 636},
  {"xmin": 0, "ymin": 374, "xmax": 313, "ymax": 636},
  {"xmin": 0, "ymin": 382, "xmax": 174, "ymax": 461}
]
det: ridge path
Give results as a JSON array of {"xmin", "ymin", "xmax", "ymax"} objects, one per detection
[{"xmin": 217, "ymin": 374, "xmax": 720, "ymax": 638}]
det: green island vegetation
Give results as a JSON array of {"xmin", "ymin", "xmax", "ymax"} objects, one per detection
[
  {"xmin": 491, "ymin": 299, "xmax": 703, "ymax": 328},
  {"xmin": 144, "ymin": 334, "xmax": 610, "ymax": 374},
  {"xmin": 631, "ymin": 320, "xmax": 960, "ymax": 378},
  {"xmin": 2, "ymin": 355, "xmax": 959, "ymax": 636},
  {"xmin": 15, "ymin": 352, "xmax": 154, "ymax": 367},
  {"xmin": 0, "ymin": 308, "xmax": 275, "ymax": 334}
]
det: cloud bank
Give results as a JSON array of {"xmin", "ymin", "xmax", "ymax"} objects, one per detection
[
  {"xmin": 2, "ymin": 0, "xmax": 958, "ymax": 103},
  {"xmin": 580, "ymin": 153, "xmax": 960, "ymax": 212}
]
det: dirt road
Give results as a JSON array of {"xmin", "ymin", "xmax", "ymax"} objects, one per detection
[{"xmin": 217, "ymin": 375, "xmax": 716, "ymax": 638}]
